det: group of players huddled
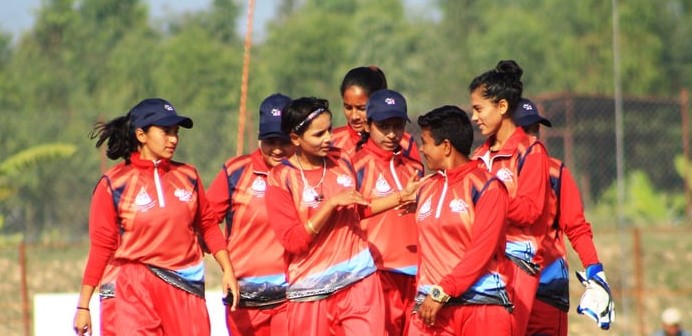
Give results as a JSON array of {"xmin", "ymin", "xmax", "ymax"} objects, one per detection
[{"xmin": 73, "ymin": 60, "xmax": 614, "ymax": 336}]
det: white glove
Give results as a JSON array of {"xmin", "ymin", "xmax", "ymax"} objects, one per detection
[{"xmin": 576, "ymin": 263, "xmax": 615, "ymax": 330}]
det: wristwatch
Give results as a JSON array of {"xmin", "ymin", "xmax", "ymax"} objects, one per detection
[{"xmin": 429, "ymin": 285, "xmax": 450, "ymax": 303}]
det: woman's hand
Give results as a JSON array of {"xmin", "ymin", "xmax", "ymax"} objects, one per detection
[
  {"xmin": 328, "ymin": 190, "xmax": 370, "ymax": 208},
  {"xmin": 222, "ymin": 268, "xmax": 240, "ymax": 311},
  {"xmin": 400, "ymin": 171, "xmax": 434, "ymax": 204},
  {"xmin": 73, "ymin": 308, "xmax": 91, "ymax": 335}
]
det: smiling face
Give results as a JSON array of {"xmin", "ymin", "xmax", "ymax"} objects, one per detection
[
  {"xmin": 470, "ymin": 87, "xmax": 506, "ymax": 137},
  {"xmin": 137, "ymin": 125, "xmax": 179, "ymax": 161},
  {"xmin": 419, "ymin": 128, "xmax": 446, "ymax": 171},
  {"xmin": 366, "ymin": 117, "xmax": 406, "ymax": 152},
  {"xmin": 342, "ymin": 85, "xmax": 369, "ymax": 132},
  {"xmin": 259, "ymin": 137, "xmax": 294, "ymax": 167},
  {"xmin": 291, "ymin": 113, "xmax": 333, "ymax": 160}
]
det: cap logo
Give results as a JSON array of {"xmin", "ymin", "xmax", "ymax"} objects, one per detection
[
  {"xmin": 164, "ymin": 104, "xmax": 174, "ymax": 111},
  {"xmin": 522, "ymin": 103, "xmax": 534, "ymax": 111},
  {"xmin": 271, "ymin": 108, "xmax": 282, "ymax": 117},
  {"xmin": 385, "ymin": 98, "xmax": 396, "ymax": 105}
]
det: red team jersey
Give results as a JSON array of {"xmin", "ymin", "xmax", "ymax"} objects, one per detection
[
  {"xmin": 472, "ymin": 127, "xmax": 553, "ymax": 271},
  {"xmin": 265, "ymin": 148, "xmax": 377, "ymax": 300},
  {"xmin": 414, "ymin": 162, "xmax": 512, "ymax": 307},
  {"xmin": 352, "ymin": 140, "xmax": 423, "ymax": 275},
  {"xmin": 536, "ymin": 158, "xmax": 600, "ymax": 311},
  {"xmin": 206, "ymin": 149, "xmax": 288, "ymax": 307},
  {"xmin": 81, "ymin": 152, "xmax": 226, "ymax": 294},
  {"xmin": 331, "ymin": 124, "xmax": 421, "ymax": 162}
]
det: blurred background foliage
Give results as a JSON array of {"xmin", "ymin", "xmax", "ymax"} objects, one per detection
[{"xmin": 0, "ymin": 0, "xmax": 690, "ymax": 241}]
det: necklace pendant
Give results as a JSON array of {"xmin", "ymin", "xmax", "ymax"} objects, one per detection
[{"xmin": 303, "ymin": 187, "xmax": 321, "ymax": 202}]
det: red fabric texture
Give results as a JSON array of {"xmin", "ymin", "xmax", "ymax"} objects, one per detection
[
  {"xmin": 407, "ymin": 304, "xmax": 512, "ymax": 336},
  {"xmin": 114, "ymin": 262, "xmax": 211, "ymax": 336},
  {"xmin": 100, "ymin": 297, "xmax": 116, "ymax": 336},
  {"xmin": 505, "ymin": 262, "xmax": 541, "ymax": 336},
  {"xmin": 285, "ymin": 274, "xmax": 385, "ymax": 336},
  {"xmin": 378, "ymin": 271, "xmax": 417, "ymax": 336},
  {"xmin": 226, "ymin": 303, "xmax": 289, "ymax": 336},
  {"xmin": 527, "ymin": 299, "xmax": 568, "ymax": 336}
]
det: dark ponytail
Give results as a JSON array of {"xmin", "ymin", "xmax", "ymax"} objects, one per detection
[
  {"xmin": 468, "ymin": 60, "xmax": 524, "ymax": 115},
  {"xmin": 90, "ymin": 114, "xmax": 138, "ymax": 161},
  {"xmin": 355, "ymin": 131, "xmax": 370, "ymax": 151}
]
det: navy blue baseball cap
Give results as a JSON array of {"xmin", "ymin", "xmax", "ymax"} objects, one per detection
[
  {"xmin": 130, "ymin": 98, "xmax": 193, "ymax": 129},
  {"xmin": 513, "ymin": 98, "xmax": 552, "ymax": 127},
  {"xmin": 366, "ymin": 89, "xmax": 410, "ymax": 122},
  {"xmin": 259, "ymin": 93, "xmax": 292, "ymax": 140}
]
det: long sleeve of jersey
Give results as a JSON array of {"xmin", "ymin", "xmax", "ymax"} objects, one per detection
[
  {"xmin": 438, "ymin": 184, "xmax": 508, "ymax": 297},
  {"xmin": 265, "ymin": 184, "xmax": 314, "ymax": 255},
  {"xmin": 82, "ymin": 176, "xmax": 120, "ymax": 286},
  {"xmin": 508, "ymin": 144, "xmax": 550, "ymax": 227},
  {"xmin": 560, "ymin": 167, "xmax": 599, "ymax": 267},
  {"xmin": 205, "ymin": 169, "xmax": 231, "ymax": 225},
  {"xmin": 195, "ymin": 180, "xmax": 228, "ymax": 255}
]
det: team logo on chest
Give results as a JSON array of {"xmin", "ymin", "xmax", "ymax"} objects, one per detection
[
  {"xmin": 373, "ymin": 173, "xmax": 392, "ymax": 197},
  {"xmin": 134, "ymin": 187, "xmax": 155, "ymax": 212},
  {"xmin": 301, "ymin": 187, "xmax": 321, "ymax": 208},
  {"xmin": 250, "ymin": 176, "xmax": 266, "ymax": 197},
  {"xmin": 174, "ymin": 188, "xmax": 193, "ymax": 202},
  {"xmin": 496, "ymin": 168, "xmax": 514, "ymax": 183},
  {"xmin": 337, "ymin": 174, "xmax": 353, "ymax": 188},
  {"xmin": 449, "ymin": 198, "xmax": 469, "ymax": 213},
  {"xmin": 417, "ymin": 196, "xmax": 433, "ymax": 221}
]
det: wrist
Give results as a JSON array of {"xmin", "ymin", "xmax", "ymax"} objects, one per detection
[
  {"xmin": 429, "ymin": 285, "xmax": 450, "ymax": 303},
  {"xmin": 76, "ymin": 306, "xmax": 90, "ymax": 312}
]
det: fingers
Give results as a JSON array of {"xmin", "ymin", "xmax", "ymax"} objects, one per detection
[{"xmin": 231, "ymin": 285, "xmax": 240, "ymax": 311}]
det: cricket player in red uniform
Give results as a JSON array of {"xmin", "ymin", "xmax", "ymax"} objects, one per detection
[
  {"xmin": 409, "ymin": 105, "xmax": 513, "ymax": 335},
  {"xmin": 206, "ymin": 93, "xmax": 294, "ymax": 336},
  {"xmin": 514, "ymin": 98, "xmax": 614, "ymax": 335},
  {"xmin": 265, "ymin": 97, "xmax": 423, "ymax": 336},
  {"xmin": 333, "ymin": 66, "xmax": 420, "ymax": 161},
  {"xmin": 351, "ymin": 89, "xmax": 423, "ymax": 335},
  {"xmin": 73, "ymin": 98, "xmax": 239, "ymax": 336},
  {"xmin": 469, "ymin": 61, "xmax": 553, "ymax": 336}
]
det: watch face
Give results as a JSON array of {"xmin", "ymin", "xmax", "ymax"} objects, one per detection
[{"xmin": 432, "ymin": 288, "xmax": 440, "ymax": 297}]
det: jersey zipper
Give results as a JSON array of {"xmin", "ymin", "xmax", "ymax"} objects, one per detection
[
  {"xmin": 434, "ymin": 171, "xmax": 448, "ymax": 219},
  {"xmin": 153, "ymin": 161, "xmax": 166, "ymax": 207}
]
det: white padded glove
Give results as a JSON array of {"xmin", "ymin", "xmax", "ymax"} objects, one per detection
[{"xmin": 576, "ymin": 263, "xmax": 615, "ymax": 330}]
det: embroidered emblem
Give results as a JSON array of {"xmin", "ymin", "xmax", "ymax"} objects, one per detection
[
  {"xmin": 337, "ymin": 174, "xmax": 353, "ymax": 187},
  {"xmin": 174, "ymin": 188, "xmax": 193, "ymax": 202},
  {"xmin": 373, "ymin": 173, "xmax": 392, "ymax": 197},
  {"xmin": 271, "ymin": 108, "xmax": 282, "ymax": 117},
  {"xmin": 249, "ymin": 176, "xmax": 266, "ymax": 196},
  {"xmin": 449, "ymin": 199, "xmax": 469, "ymax": 213},
  {"xmin": 135, "ymin": 187, "xmax": 155, "ymax": 212},
  {"xmin": 417, "ymin": 197, "xmax": 433, "ymax": 221},
  {"xmin": 163, "ymin": 104, "xmax": 174, "ymax": 111},
  {"xmin": 496, "ymin": 167, "xmax": 514, "ymax": 182},
  {"xmin": 385, "ymin": 97, "xmax": 396, "ymax": 105}
]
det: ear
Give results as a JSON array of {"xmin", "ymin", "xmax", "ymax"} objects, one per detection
[
  {"xmin": 135, "ymin": 128, "xmax": 147, "ymax": 143},
  {"xmin": 364, "ymin": 121, "xmax": 372, "ymax": 133},
  {"xmin": 498, "ymin": 99, "xmax": 509, "ymax": 116},
  {"xmin": 290, "ymin": 133, "xmax": 301, "ymax": 147},
  {"xmin": 443, "ymin": 139, "xmax": 453, "ymax": 157}
]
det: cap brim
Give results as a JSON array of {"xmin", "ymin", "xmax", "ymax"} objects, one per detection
[
  {"xmin": 152, "ymin": 115, "xmax": 193, "ymax": 129},
  {"xmin": 368, "ymin": 113, "xmax": 410, "ymax": 122},
  {"xmin": 515, "ymin": 115, "xmax": 551, "ymax": 128},
  {"xmin": 259, "ymin": 132, "xmax": 289, "ymax": 141}
]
